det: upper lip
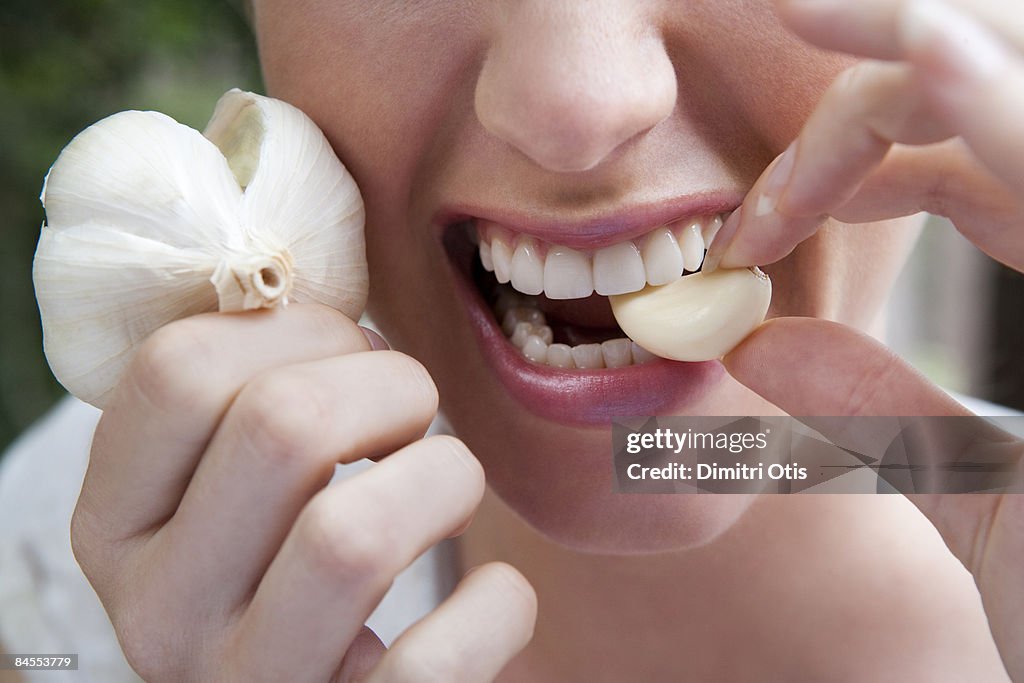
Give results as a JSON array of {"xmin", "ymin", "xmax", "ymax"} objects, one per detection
[{"xmin": 435, "ymin": 190, "xmax": 742, "ymax": 251}]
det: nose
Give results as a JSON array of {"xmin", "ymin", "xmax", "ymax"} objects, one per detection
[{"xmin": 474, "ymin": 1, "xmax": 677, "ymax": 173}]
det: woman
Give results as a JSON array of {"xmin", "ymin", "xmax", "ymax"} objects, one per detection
[{"xmin": 25, "ymin": 0, "xmax": 1024, "ymax": 680}]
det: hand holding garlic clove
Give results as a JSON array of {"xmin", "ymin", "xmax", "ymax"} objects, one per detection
[{"xmin": 33, "ymin": 89, "xmax": 368, "ymax": 409}]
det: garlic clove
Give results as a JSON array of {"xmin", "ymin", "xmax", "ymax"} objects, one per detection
[
  {"xmin": 34, "ymin": 89, "xmax": 367, "ymax": 409},
  {"xmin": 609, "ymin": 268, "xmax": 771, "ymax": 362}
]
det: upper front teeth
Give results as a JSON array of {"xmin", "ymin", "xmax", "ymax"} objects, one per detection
[
  {"xmin": 478, "ymin": 215, "xmax": 723, "ymax": 299},
  {"xmin": 593, "ymin": 241, "xmax": 646, "ymax": 295},
  {"xmin": 543, "ymin": 246, "xmax": 593, "ymax": 299},
  {"xmin": 510, "ymin": 238, "xmax": 544, "ymax": 295},
  {"xmin": 641, "ymin": 227, "xmax": 684, "ymax": 286}
]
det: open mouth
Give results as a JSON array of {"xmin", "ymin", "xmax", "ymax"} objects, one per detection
[
  {"xmin": 449, "ymin": 214, "xmax": 724, "ymax": 369},
  {"xmin": 440, "ymin": 209, "xmax": 729, "ymax": 424}
]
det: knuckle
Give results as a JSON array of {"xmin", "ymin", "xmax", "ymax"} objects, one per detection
[
  {"xmin": 234, "ymin": 370, "xmax": 330, "ymax": 465},
  {"xmin": 69, "ymin": 498, "xmax": 123, "ymax": 585},
  {"xmin": 297, "ymin": 495, "xmax": 394, "ymax": 582},
  {"xmin": 114, "ymin": 604, "xmax": 183, "ymax": 681},
  {"xmin": 69, "ymin": 506, "xmax": 95, "ymax": 572},
  {"xmin": 69, "ymin": 502, "xmax": 149, "ymax": 620},
  {"xmin": 924, "ymin": 171, "xmax": 955, "ymax": 218},
  {"xmin": 69, "ymin": 501, "xmax": 108, "ymax": 573},
  {"xmin": 128, "ymin": 318, "xmax": 220, "ymax": 411},
  {"xmin": 834, "ymin": 62, "xmax": 872, "ymax": 97}
]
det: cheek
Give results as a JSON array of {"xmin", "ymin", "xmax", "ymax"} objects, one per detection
[
  {"xmin": 254, "ymin": 0, "xmax": 479, "ymax": 230},
  {"xmin": 670, "ymin": 0, "xmax": 858, "ymax": 152}
]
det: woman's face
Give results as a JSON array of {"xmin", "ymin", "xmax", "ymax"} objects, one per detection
[{"xmin": 253, "ymin": 0, "xmax": 918, "ymax": 553}]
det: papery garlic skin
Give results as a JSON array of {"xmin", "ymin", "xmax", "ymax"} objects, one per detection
[
  {"xmin": 34, "ymin": 89, "xmax": 367, "ymax": 409},
  {"xmin": 609, "ymin": 268, "xmax": 771, "ymax": 362}
]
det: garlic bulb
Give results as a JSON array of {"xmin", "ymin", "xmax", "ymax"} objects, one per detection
[
  {"xmin": 33, "ymin": 89, "xmax": 367, "ymax": 409},
  {"xmin": 610, "ymin": 268, "xmax": 771, "ymax": 362}
]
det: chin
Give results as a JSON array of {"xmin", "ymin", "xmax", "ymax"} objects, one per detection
[
  {"xmin": 433, "ymin": 372, "xmax": 760, "ymax": 554},
  {"xmin": 493, "ymin": 468, "xmax": 759, "ymax": 555}
]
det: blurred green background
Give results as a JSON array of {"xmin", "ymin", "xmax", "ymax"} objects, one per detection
[
  {"xmin": 0, "ymin": 0, "xmax": 260, "ymax": 453},
  {"xmin": 1, "ymin": 2, "xmax": 1022, "ymax": 459}
]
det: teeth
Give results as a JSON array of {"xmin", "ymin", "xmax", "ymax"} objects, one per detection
[
  {"xmin": 703, "ymin": 215, "xmax": 723, "ymax": 248},
  {"xmin": 491, "ymin": 235, "xmax": 513, "ymax": 284},
  {"xmin": 593, "ymin": 241, "xmax": 646, "ymax": 296},
  {"xmin": 631, "ymin": 342, "xmax": 657, "ymax": 364},
  {"xmin": 510, "ymin": 237, "xmax": 544, "ymax": 296},
  {"xmin": 641, "ymin": 228, "xmax": 684, "ymax": 286},
  {"xmin": 478, "ymin": 214, "xmax": 724, "ymax": 299},
  {"xmin": 547, "ymin": 343, "xmax": 575, "ymax": 368},
  {"xmin": 677, "ymin": 221, "xmax": 706, "ymax": 272},
  {"xmin": 502, "ymin": 306, "xmax": 545, "ymax": 335},
  {"xmin": 494, "ymin": 310, "xmax": 661, "ymax": 371},
  {"xmin": 509, "ymin": 322, "xmax": 532, "ymax": 347},
  {"xmin": 510, "ymin": 321, "xmax": 553, "ymax": 347},
  {"xmin": 543, "ymin": 246, "xmax": 593, "ymax": 300},
  {"xmin": 479, "ymin": 241, "xmax": 494, "ymax": 272},
  {"xmin": 479, "ymin": 217, "xmax": 732, "ymax": 367},
  {"xmin": 601, "ymin": 339, "xmax": 633, "ymax": 368},
  {"xmin": 522, "ymin": 335, "xmax": 549, "ymax": 363},
  {"xmin": 572, "ymin": 343, "xmax": 605, "ymax": 369}
]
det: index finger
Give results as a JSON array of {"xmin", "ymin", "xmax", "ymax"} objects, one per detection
[
  {"xmin": 76, "ymin": 303, "xmax": 372, "ymax": 544},
  {"xmin": 704, "ymin": 60, "xmax": 951, "ymax": 271},
  {"xmin": 774, "ymin": 0, "xmax": 1024, "ymax": 61},
  {"xmin": 707, "ymin": 0, "xmax": 1024, "ymax": 273}
]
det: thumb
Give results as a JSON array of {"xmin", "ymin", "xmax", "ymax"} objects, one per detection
[{"xmin": 722, "ymin": 316, "xmax": 968, "ymax": 418}]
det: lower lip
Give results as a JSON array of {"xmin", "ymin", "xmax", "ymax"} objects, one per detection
[{"xmin": 446, "ymin": 237, "xmax": 724, "ymax": 426}]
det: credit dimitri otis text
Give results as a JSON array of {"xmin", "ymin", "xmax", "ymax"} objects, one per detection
[{"xmin": 623, "ymin": 427, "xmax": 808, "ymax": 482}]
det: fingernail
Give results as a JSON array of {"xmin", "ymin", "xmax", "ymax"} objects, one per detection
[
  {"xmin": 902, "ymin": 0, "xmax": 1008, "ymax": 79},
  {"xmin": 755, "ymin": 142, "xmax": 798, "ymax": 218},
  {"xmin": 359, "ymin": 325, "xmax": 391, "ymax": 351},
  {"xmin": 702, "ymin": 206, "xmax": 742, "ymax": 273}
]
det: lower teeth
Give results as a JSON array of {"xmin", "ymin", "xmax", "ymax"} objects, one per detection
[{"xmin": 492, "ymin": 286, "xmax": 655, "ymax": 369}]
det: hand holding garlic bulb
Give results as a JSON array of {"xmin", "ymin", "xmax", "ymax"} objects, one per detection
[{"xmin": 33, "ymin": 90, "xmax": 368, "ymax": 409}]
